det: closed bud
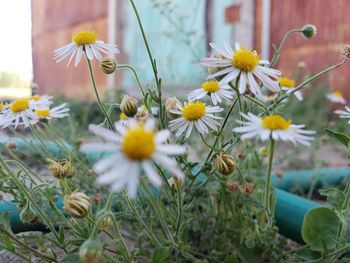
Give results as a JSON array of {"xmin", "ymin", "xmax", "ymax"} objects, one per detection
[
  {"xmin": 79, "ymin": 236, "xmax": 102, "ymax": 263},
  {"xmin": 6, "ymin": 142, "xmax": 17, "ymax": 150},
  {"xmin": 165, "ymin": 96, "xmax": 181, "ymax": 119},
  {"xmin": 48, "ymin": 159, "xmax": 75, "ymax": 179},
  {"xmin": 226, "ymin": 181, "xmax": 239, "ymax": 192},
  {"xmin": 120, "ymin": 95, "xmax": 138, "ymax": 117},
  {"xmin": 96, "ymin": 209, "xmax": 113, "ymax": 230},
  {"xmin": 240, "ymin": 183, "xmax": 254, "ymax": 196},
  {"xmin": 64, "ymin": 192, "xmax": 91, "ymax": 218},
  {"xmin": 213, "ymin": 151, "xmax": 236, "ymax": 175},
  {"xmin": 20, "ymin": 203, "xmax": 38, "ymax": 224},
  {"xmin": 99, "ymin": 57, "xmax": 117, "ymax": 74},
  {"xmin": 301, "ymin": 24, "xmax": 317, "ymax": 39}
]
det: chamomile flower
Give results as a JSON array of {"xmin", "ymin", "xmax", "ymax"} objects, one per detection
[
  {"xmin": 335, "ymin": 106, "xmax": 350, "ymax": 123},
  {"xmin": 1, "ymin": 98, "xmax": 37, "ymax": 128},
  {"xmin": 233, "ymin": 113, "xmax": 315, "ymax": 146},
  {"xmin": 187, "ymin": 80, "xmax": 235, "ymax": 105},
  {"xmin": 54, "ymin": 30, "xmax": 120, "ymax": 67},
  {"xmin": 119, "ymin": 112, "xmax": 129, "ymax": 126},
  {"xmin": 279, "ymin": 77, "xmax": 303, "ymax": 101},
  {"xmin": 80, "ymin": 120, "xmax": 186, "ymax": 197},
  {"xmin": 200, "ymin": 42, "xmax": 281, "ymax": 98},
  {"xmin": 35, "ymin": 103, "xmax": 70, "ymax": 120},
  {"xmin": 326, "ymin": 91, "xmax": 346, "ymax": 104},
  {"xmin": 168, "ymin": 101, "xmax": 223, "ymax": 138},
  {"xmin": 30, "ymin": 95, "xmax": 53, "ymax": 109}
]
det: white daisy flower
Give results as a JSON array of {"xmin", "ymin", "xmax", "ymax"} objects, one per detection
[
  {"xmin": 200, "ymin": 42, "xmax": 281, "ymax": 98},
  {"xmin": 233, "ymin": 113, "xmax": 315, "ymax": 146},
  {"xmin": 54, "ymin": 30, "xmax": 120, "ymax": 67},
  {"xmin": 335, "ymin": 106, "xmax": 350, "ymax": 123},
  {"xmin": 168, "ymin": 101, "xmax": 223, "ymax": 138},
  {"xmin": 30, "ymin": 95, "xmax": 54, "ymax": 109},
  {"xmin": 80, "ymin": 119, "xmax": 186, "ymax": 197},
  {"xmin": 279, "ymin": 77, "xmax": 303, "ymax": 101},
  {"xmin": 1, "ymin": 98, "xmax": 38, "ymax": 128},
  {"xmin": 35, "ymin": 103, "xmax": 70, "ymax": 120},
  {"xmin": 187, "ymin": 80, "xmax": 235, "ymax": 105},
  {"xmin": 326, "ymin": 91, "xmax": 346, "ymax": 104}
]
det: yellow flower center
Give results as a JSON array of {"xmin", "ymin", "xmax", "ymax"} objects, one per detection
[
  {"xmin": 202, "ymin": 81, "xmax": 220, "ymax": 93},
  {"xmin": 31, "ymin": 95, "xmax": 41, "ymax": 101},
  {"xmin": 332, "ymin": 91, "xmax": 343, "ymax": 97},
  {"xmin": 279, "ymin": 77, "xmax": 295, "ymax": 88},
  {"xmin": 36, "ymin": 109, "xmax": 50, "ymax": 118},
  {"xmin": 9, "ymin": 99, "xmax": 29, "ymax": 113},
  {"xmin": 72, "ymin": 31, "xmax": 98, "ymax": 45},
  {"xmin": 121, "ymin": 125, "xmax": 156, "ymax": 161},
  {"xmin": 233, "ymin": 48, "xmax": 260, "ymax": 72},
  {"xmin": 182, "ymin": 101, "xmax": 206, "ymax": 121},
  {"xmin": 0, "ymin": 103, "xmax": 4, "ymax": 110},
  {"xmin": 262, "ymin": 115, "xmax": 291, "ymax": 130},
  {"xmin": 120, "ymin": 112, "xmax": 127, "ymax": 121}
]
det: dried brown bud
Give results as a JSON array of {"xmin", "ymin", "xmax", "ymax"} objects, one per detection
[
  {"xmin": 6, "ymin": 142, "xmax": 17, "ymax": 150},
  {"xmin": 120, "ymin": 95, "xmax": 138, "ymax": 117},
  {"xmin": 92, "ymin": 193, "xmax": 104, "ymax": 205},
  {"xmin": 275, "ymin": 169, "xmax": 284, "ymax": 178},
  {"xmin": 226, "ymin": 181, "xmax": 239, "ymax": 192},
  {"xmin": 64, "ymin": 192, "xmax": 91, "ymax": 218},
  {"xmin": 75, "ymin": 138, "xmax": 85, "ymax": 148},
  {"xmin": 48, "ymin": 159, "xmax": 75, "ymax": 179},
  {"xmin": 213, "ymin": 151, "xmax": 236, "ymax": 175},
  {"xmin": 341, "ymin": 45, "xmax": 350, "ymax": 60},
  {"xmin": 240, "ymin": 183, "xmax": 254, "ymax": 196},
  {"xmin": 165, "ymin": 96, "xmax": 181, "ymax": 119}
]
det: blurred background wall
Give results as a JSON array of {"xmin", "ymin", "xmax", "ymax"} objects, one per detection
[{"xmin": 31, "ymin": 0, "xmax": 350, "ymax": 100}]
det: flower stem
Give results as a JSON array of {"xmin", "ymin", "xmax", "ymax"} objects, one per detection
[
  {"xmin": 264, "ymin": 138, "xmax": 275, "ymax": 217},
  {"xmin": 117, "ymin": 64, "xmax": 145, "ymax": 96},
  {"xmin": 85, "ymin": 55, "xmax": 116, "ymax": 132}
]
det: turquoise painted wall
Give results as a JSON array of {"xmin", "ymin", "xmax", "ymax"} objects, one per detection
[{"xmin": 123, "ymin": 0, "xmax": 235, "ymax": 93}]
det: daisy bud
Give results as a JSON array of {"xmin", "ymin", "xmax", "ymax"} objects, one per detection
[
  {"xmin": 226, "ymin": 181, "xmax": 239, "ymax": 192},
  {"xmin": 258, "ymin": 146, "xmax": 268, "ymax": 157},
  {"xmin": 48, "ymin": 159, "xmax": 75, "ymax": 179},
  {"xmin": 99, "ymin": 57, "xmax": 117, "ymax": 74},
  {"xmin": 301, "ymin": 24, "xmax": 317, "ymax": 39},
  {"xmin": 213, "ymin": 151, "xmax": 236, "ymax": 175},
  {"xmin": 6, "ymin": 142, "xmax": 17, "ymax": 150},
  {"xmin": 165, "ymin": 96, "xmax": 181, "ymax": 119},
  {"xmin": 79, "ymin": 236, "xmax": 103, "ymax": 263},
  {"xmin": 20, "ymin": 203, "xmax": 38, "ymax": 224},
  {"xmin": 341, "ymin": 45, "xmax": 350, "ymax": 60},
  {"xmin": 64, "ymin": 192, "xmax": 91, "ymax": 218},
  {"xmin": 120, "ymin": 95, "xmax": 138, "ymax": 117}
]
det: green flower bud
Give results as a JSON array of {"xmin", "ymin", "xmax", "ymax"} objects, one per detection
[
  {"xmin": 48, "ymin": 159, "xmax": 75, "ymax": 179},
  {"xmin": 99, "ymin": 57, "xmax": 117, "ymax": 74},
  {"xmin": 96, "ymin": 210, "xmax": 114, "ymax": 230},
  {"xmin": 79, "ymin": 236, "xmax": 103, "ymax": 263},
  {"xmin": 64, "ymin": 192, "xmax": 91, "ymax": 218},
  {"xmin": 165, "ymin": 96, "xmax": 181, "ymax": 120},
  {"xmin": 301, "ymin": 24, "xmax": 317, "ymax": 39},
  {"xmin": 120, "ymin": 95, "xmax": 138, "ymax": 117},
  {"xmin": 213, "ymin": 151, "xmax": 236, "ymax": 175},
  {"xmin": 20, "ymin": 203, "xmax": 38, "ymax": 224}
]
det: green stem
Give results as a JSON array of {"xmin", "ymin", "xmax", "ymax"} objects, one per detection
[
  {"xmin": 129, "ymin": 0, "xmax": 165, "ymax": 128},
  {"xmin": 29, "ymin": 124, "xmax": 52, "ymax": 158},
  {"xmin": 0, "ymin": 225, "xmax": 58, "ymax": 262},
  {"xmin": 117, "ymin": 64, "xmax": 145, "ymax": 96},
  {"xmin": 175, "ymin": 179, "xmax": 183, "ymax": 236},
  {"xmin": 85, "ymin": 55, "xmax": 116, "ymax": 132},
  {"xmin": 244, "ymin": 95, "xmax": 270, "ymax": 114},
  {"xmin": 264, "ymin": 138, "xmax": 275, "ymax": 217},
  {"xmin": 270, "ymin": 29, "xmax": 302, "ymax": 67}
]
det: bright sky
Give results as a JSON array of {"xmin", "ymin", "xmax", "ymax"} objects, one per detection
[{"xmin": 0, "ymin": 0, "xmax": 32, "ymax": 80}]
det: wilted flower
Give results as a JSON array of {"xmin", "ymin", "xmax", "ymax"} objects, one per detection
[
  {"xmin": 213, "ymin": 151, "xmax": 236, "ymax": 175},
  {"xmin": 48, "ymin": 159, "xmax": 75, "ymax": 179},
  {"xmin": 165, "ymin": 96, "xmax": 181, "ymax": 119}
]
